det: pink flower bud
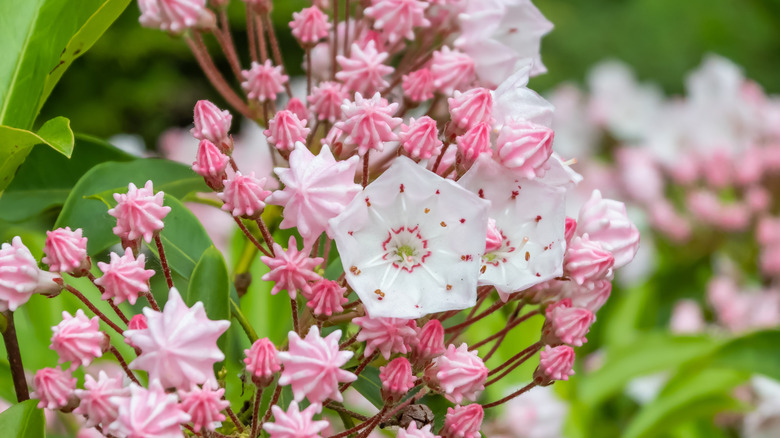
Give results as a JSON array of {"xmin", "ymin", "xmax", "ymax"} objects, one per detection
[
  {"xmin": 456, "ymin": 122, "xmax": 492, "ymax": 163},
  {"xmin": 398, "ymin": 423, "xmax": 438, "ymax": 438},
  {"xmin": 308, "ymin": 82, "xmax": 348, "ymax": 123},
  {"xmin": 264, "ymin": 110, "xmax": 310, "ymax": 152},
  {"xmin": 399, "ymin": 116, "xmax": 443, "ymax": 160},
  {"xmin": 413, "ymin": 319, "xmax": 446, "ymax": 365},
  {"xmin": 448, "ymin": 88, "xmax": 493, "ymax": 131},
  {"xmin": 485, "ymin": 218, "xmax": 503, "ymax": 253},
  {"xmin": 290, "ymin": 6, "xmax": 331, "ymax": 46},
  {"xmin": 192, "ymin": 140, "xmax": 229, "ymax": 189},
  {"xmin": 242, "ymin": 0, "xmax": 272, "ymax": 14},
  {"xmin": 364, "ymin": 0, "xmax": 431, "ymax": 44},
  {"xmin": 564, "ymin": 217, "xmax": 577, "ymax": 244},
  {"xmin": 426, "ymin": 343, "xmax": 487, "ymax": 404},
  {"xmin": 285, "ymin": 97, "xmax": 310, "ymax": 123},
  {"xmin": 218, "ymin": 171, "xmax": 271, "ymax": 219},
  {"xmin": 568, "ymin": 279, "xmax": 612, "ymax": 313},
  {"xmin": 263, "ymin": 401, "xmax": 330, "ymax": 438},
  {"xmin": 244, "ymin": 338, "xmax": 281, "ymax": 386},
  {"xmin": 441, "ymin": 404, "xmax": 484, "ymax": 438},
  {"xmin": 431, "ymin": 47, "xmax": 475, "ymax": 95},
  {"xmin": 260, "ymin": 236, "xmax": 323, "ymax": 299},
  {"xmin": 95, "ymin": 248, "xmax": 155, "ymax": 305},
  {"xmin": 191, "ymin": 100, "xmax": 232, "ymax": 148},
  {"xmin": 108, "ymin": 181, "xmax": 171, "ymax": 244},
  {"xmin": 355, "ymin": 316, "xmax": 418, "ymax": 359},
  {"xmin": 179, "ymin": 385, "xmax": 229, "ymax": 432},
  {"xmin": 495, "ymin": 120, "xmax": 554, "ymax": 179},
  {"xmin": 42, "ymin": 227, "xmax": 89, "ymax": 275},
  {"xmin": 0, "ymin": 236, "xmax": 61, "ymax": 312},
  {"xmin": 336, "ymin": 41, "xmax": 394, "ymax": 96},
  {"xmin": 305, "ymin": 279, "xmax": 348, "ymax": 317},
  {"xmin": 51, "ymin": 309, "xmax": 107, "ymax": 367},
  {"xmin": 379, "ymin": 357, "xmax": 415, "ymax": 402},
  {"xmin": 564, "ymin": 235, "xmax": 614, "ymax": 285},
  {"xmin": 138, "ymin": 0, "xmax": 215, "ymax": 33},
  {"xmin": 31, "ymin": 366, "xmax": 78, "ymax": 410},
  {"xmin": 543, "ymin": 299, "xmax": 595, "ymax": 347},
  {"xmin": 73, "ymin": 371, "xmax": 126, "ymax": 428},
  {"xmin": 535, "ymin": 345, "xmax": 575, "ymax": 384},
  {"xmin": 241, "ymin": 60, "xmax": 289, "ymax": 103},
  {"xmin": 403, "ymin": 68, "xmax": 435, "ymax": 103},
  {"xmin": 336, "ymin": 92, "xmax": 402, "ymax": 156},
  {"xmin": 577, "ymin": 190, "xmax": 640, "ymax": 269},
  {"xmin": 128, "ymin": 314, "xmax": 148, "ymax": 330}
]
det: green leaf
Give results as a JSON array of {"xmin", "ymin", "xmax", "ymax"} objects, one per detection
[
  {"xmin": 0, "ymin": 0, "xmax": 130, "ymax": 129},
  {"xmin": 578, "ymin": 333, "xmax": 721, "ymax": 405},
  {"xmin": 623, "ymin": 368, "xmax": 747, "ymax": 438},
  {"xmin": 0, "ymin": 117, "xmax": 74, "ymax": 190},
  {"xmin": 187, "ymin": 246, "xmax": 230, "ymax": 323},
  {"xmin": 54, "ymin": 159, "xmax": 209, "ymax": 256},
  {"xmin": 0, "ymin": 399, "xmax": 45, "ymax": 438},
  {"xmin": 0, "ymin": 359, "xmax": 15, "ymax": 403},
  {"xmin": 0, "ymin": 134, "xmax": 133, "ymax": 221},
  {"xmin": 707, "ymin": 330, "xmax": 780, "ymax": 380},
  {"xmin": 352, "ymin": 366, "xmax": 384, "ymax": 409}
]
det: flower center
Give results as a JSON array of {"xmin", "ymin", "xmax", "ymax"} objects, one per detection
[{"xmin": 382, "ymin": 226, "xmax": 431, "ymax": 272}]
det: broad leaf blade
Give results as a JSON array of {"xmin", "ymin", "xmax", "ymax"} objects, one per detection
[
  {"xmin": 0, "ymin": 399, "xmax": 45, "ymax": 438},
  {"xmin": 0, "ymin": 116, "xmax": 75, "ymax": 190},
  {"xmin": 187, "ymin": 246, "xmax": 230, "ymax": 322}
]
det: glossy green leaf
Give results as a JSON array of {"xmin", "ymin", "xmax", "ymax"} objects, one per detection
[
  {"xmin": 577, "ymin": 333, "xmax": 721, "ymax": 405},
  {"xmin": 0, "ymin": 359, "xmax": 15, "ymax": 403},
  {"xmin": 0, "ymin": 134, "xmax": 133, "ymax": 222},
  {"xmin": 187, "ymin": 246, "xmax": 231, "ymax": 323},
  {"xmin": 54, "ymin": 159, "xmax": 208, "ymax": 255},
  {"xmin": 0, "ymin": 117, "xmax": 74, "ymax": 190},
  {"xmin": 623, "ymin": 368, "xmax": 747, "ymax": 438},
  {"xmin": 0, "ymin": 399, "xmax": 45, "ymax": 438},
  {"xmin": 0, "ymin": 0, "xmax": 130, "ymax": 129},
  {"xmin": 707, "ymin": 330, "xmax": 780, "ymax": 380},
  {"xmin": 352, "ymin": 366, "xmax": 384, "ymax": 409}
]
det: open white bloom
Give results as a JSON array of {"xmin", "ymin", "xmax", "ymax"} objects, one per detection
[
  {"xmin": 492, "ymin": 61, "xmax": 555, "ymax": 129},
  {"xmin": 460, "ymin": 157, "xmax": 566, "ymax": 295},
  {"xmin": 330, "ymin": 157, "xmax": 489, "ymax": 318},
  {"xmin": 456, "ymin": 0, "xmax": 553, "ymax": 87}
]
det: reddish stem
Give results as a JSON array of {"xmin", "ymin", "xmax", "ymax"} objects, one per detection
[
  {"xmin": 153, "ymin": 234, "xmax": 174, "ymax": 289},
  {"xmin": 444, "ymin": 299, "xmax": 507, "ymax": 334},
  {"xmin": 255, "ymin": 14, "xmax": 269, "ymax": 62},
  {"xmin": 362, "ymin": 150, "xmax": 370, "ymax": 188},
  {"xmin": 469, "ymin": 309, "xmax": 540, "ymax": 351},
  {"xmin": 234, "ymin": 217, "xmax": 272, "ymax": 258},
  {"xmin": 250, "ymin": 385, "xmax": 264, "ymax": 438},
  {"xmin": 483, "ymin": 380, "xmax": 539, "ymax": 409},
  {"xmin": 60, "ymin": 282, "xmax": 124, "ymax": 335},
  {"xmin": 489, "ymin": 341, "xmax": 541, "ymax": 376},
  {"xmin": 485, "ymin": 346, "xmax": 540, "ymax": 386},
  {"xmin": 255, "ymin": 218, "xmax": 277, "ymax": 256},
  {"xmin": 246, "ymin": 9, "xmax": 259, "ymax": 64},
  {"xmin": 87, "ymin": 271, "xmax": 129, "ymax": 324},
  {"xmin": 108, "ymin": 345, "xmax": 140, "ymax": 385},
  {"xmin": 262, "ymin": 14, "xmax": 293, "ymax": 98},
  {"xmin": 226, "ymin": 405, "xmax": 245, "ymax": 432},
  {"xmin": 261, "ymin": 383, "xmax": 283, "ymax": 424},
  {"xmin": 291, "ymin": 297, "xmax": 300, "ymax": 335},
  {"xmin": 1, "ymin": 310, "xmax": 29, "ymax": 401},
  {"xmin": 216, "ymin": 10, "xmax": 243, "ymax": 80}
]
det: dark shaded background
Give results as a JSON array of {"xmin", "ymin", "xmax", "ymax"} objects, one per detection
[{"xmin": 40, "ymin": 0, "xmax": 780, "ymax": 148}]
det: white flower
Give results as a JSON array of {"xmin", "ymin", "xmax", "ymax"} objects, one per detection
[
  {"xmin": 459, "ymin": 157, "xmax": 566, "ymax": 295},
  {"xmin": 492, "ymin": 61, "xmax": 555, "ymax": 129},
  {"xmin": 329, "ymin": 157, "xmax": 490, "ymax": 318}
]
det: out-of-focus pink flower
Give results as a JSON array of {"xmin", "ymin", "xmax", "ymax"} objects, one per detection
[
  {"xmin": 564, "ymin": 235, "xmax": 614, "ymax": 285},
  {"xmin": 669, "ymin": 299, "xmax": 705, "ymax": 334},
  {"xmin": 95, "ymin": 248, "xmax": 155, "ymax": 305},
  {"xmin": 179, "ymin": 385, "xmax": 229, "ymax": 432},
  {"xmin": 290, "ymin": 6, "xmax": 331, "ymax": 46},
  {"xmin": 577, "ymin": 190, "xmax": 640, "ymax": 269},
  {"xmin": 648, "ymin": 200, "xmax": 691, "ymax": 242},
  {"xmin": 191, "ymin": 100, "xmax": 232, "ymax": 148},
  {"xmin": 455, "ymin": 0, "xmax": 552, "ymax": 87},
  {"xmin": 192, "ymin": 140, "xmax": 229, "ymax": 189},
  {"xmin": 497, "ymin": 385, "xmax": 568, "ymax": 438},
  {"xmin": 354, "ymin": 316, "xmax": 418, "ymax": 359},
  {"xmin": 0, "ymin": 236, "xmax": 60, "ymax": 312},
  {"xmin": 336, "ymin": 92, "xmax": 402, "ymax": 156},
  {"xmin": 431, "ymin": 47, "xmax": 475, "ymax": 95},
  {"xmin": 277, "ymin": 326, "xmax": 356, "ymax": 404},
  {"xmin": 108, "ymin": 181, "xmax": 171, "ymax": 244},
  {"xmin": 244, "ymin": 338, "xmax": 281, "ymax": 386},
  {"xmin": 336, "ymin": 41, "xmax": 394, "ymax": 95},
  {"xmin": 51, "ymin": 309, "xmax": 106, "ymax": 367},
  {"xmin": 544, "ymin": 300, "xmax": 595, "ymax": 347},
  {"xmin": 42, "ymin": 227, "xmax": 89, "ymax": 274},
  {"xmin": 495, "ymin": 119, "xmax": 553, "ymax": 179},
  {"xmin": 566, "ymin": 279, "xmax": 612, "ymax": 313},
  {"xmin": 403, "ymin": 68, "xmax": 436, "ymax": 102},
  {"xmin": 305, "ymin": 279, "xmax": 348, "ymax": 316},
  {"xmin": 427, "ymin": 343, "xmax": 487, "ymax": 404},
  {"xmin": 456, "ymin": 122, "xmax": 492, "ymax": 163},
  {"xmin": 32, "ymin": 366, "xmax": 78, "ymax": 410},
  {"xmin": 412, "ymin": 319, "xmax": 446, "ymax": 364},
  {"xmin": 74, "ymin": 371, "xmax": 126, "ymax": 428},
  {"xmin": 365, "ymin": 0, "xmax": 430, "ymax": 44},
  {"xmin": 399, "ymin": 116, "xmax": 443, "ymax": 159},
  {"xmin": 218, "ymin": 171, "xmax": 271, "ymax": 219},
  {"xmin": 242, "ymin": 60, "xmax": 289, "ymax": 102},
  {"xmin": 138, "ymin": 0, "xmax": 214, "ymax": 33},
  {"xmin": 125, "ymin": 287, "xmax": 230, "ymax": 390},
  {"xmin": 379, "ymin": 357, "xmax": 415, "ymax": 402},
  {"xmin": 449, "ymin": 88, "xmax": 493, "ymax": 131},
  {"xmin": 268, "ymin": 143, "xmax": 361, "ymax": 244},
  {"xmin": 441, "ymin": 404, "xmax": 484, "ymax": 438},
  {"xmin": 615, "ymin": 148, "xmax": 664, "ymax": 205},
  {"xmin": 108, "ymin": 380, "xmax": 190, "ymax": 437},
  {"xmin": 128, "ymin": 314, "xmax": 147, "ymax": 330},
  {"xmin": 308, "ymin": 82, "xmax": 348, "ymax": 122},
  {"xmin": 263, "ymin": 401, "xmax": 329, "ymax": 438},
  {"xmin": 260, "ymin": 235, "xmax": 323, "ymax": 299},
  {"xmin": 286, "ymin": 97, "xmax": 310, "ymax": 122},
  {"xmin": 535, "ymin": 345, "xmax": 575, "ymax": 383},
  {"xmin": 745, "ymin": 186, "xmax": 771, "ymax": 212},
  {"xmin": 399, "ymin": 423, "xmax": 440, "ymax": 438},
  {"xmin": 264, "ymin": 110, "xmax": 311, "ymax": 152}
]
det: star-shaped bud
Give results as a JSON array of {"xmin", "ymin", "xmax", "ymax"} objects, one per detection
[
  {"xmin": 364, "ymin": 0, "xmax": 431, "ymax": 44},
  {"xmin": 178, "ymin": 385, "xmax": 229, "ymax": 432},
  {"xmin": 94, "ymin": 248, "xmax": 155, "ymax": 305},
  {"xmin": 263, "ymin": 401, "xmax": 330, "ymax": 438},
  {"xmin": 354, "ymin": 316, "xmax": 418, "ymax": 359},
  {"xmin": 241, "ymin": 60, "xmax": 289, "ymax": 102},
  {"xmin": 336, "ymin": 92, "xmax": 402, "ymax": 156},
  {"xmin": 260, "ymin": 235, "xmax": 323, "ymax": 299},
  {"xmin": 51, "ymin": 309, "xmax": 107, "ymax": 367},
  {"xmin": 74, "ymin": 371, "xmax": 127, "ymax": 428},
  {"xmin": 108, "ymin": 380, "xmax": 191, "ymax": 437},
  {"xmin": 308, "ymin": 81, "xmax": 348, "ymax": 123},
  {"xmin": 42, "ymin": 227, "xmax": 89, "ymax": 274},
  {"xmin": 0, "ymin": 236, "xmax": 61, "ymax": 312},
  {"xmin": 108, "ymin": 181, "xmax": 171, "ymax": 244},
  {"xmin": 336, "ymin": 41, "xmax": 394, "ymax": 96}
]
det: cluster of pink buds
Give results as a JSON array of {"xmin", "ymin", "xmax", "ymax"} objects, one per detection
[{"xmin": 0, "ymin": 1, "xmax": 643, "ymax": 437}]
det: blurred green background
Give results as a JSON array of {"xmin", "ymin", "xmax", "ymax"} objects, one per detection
[{"xmin": 39, "ymin": 0, "xmax": 780, "ymax": 149}]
